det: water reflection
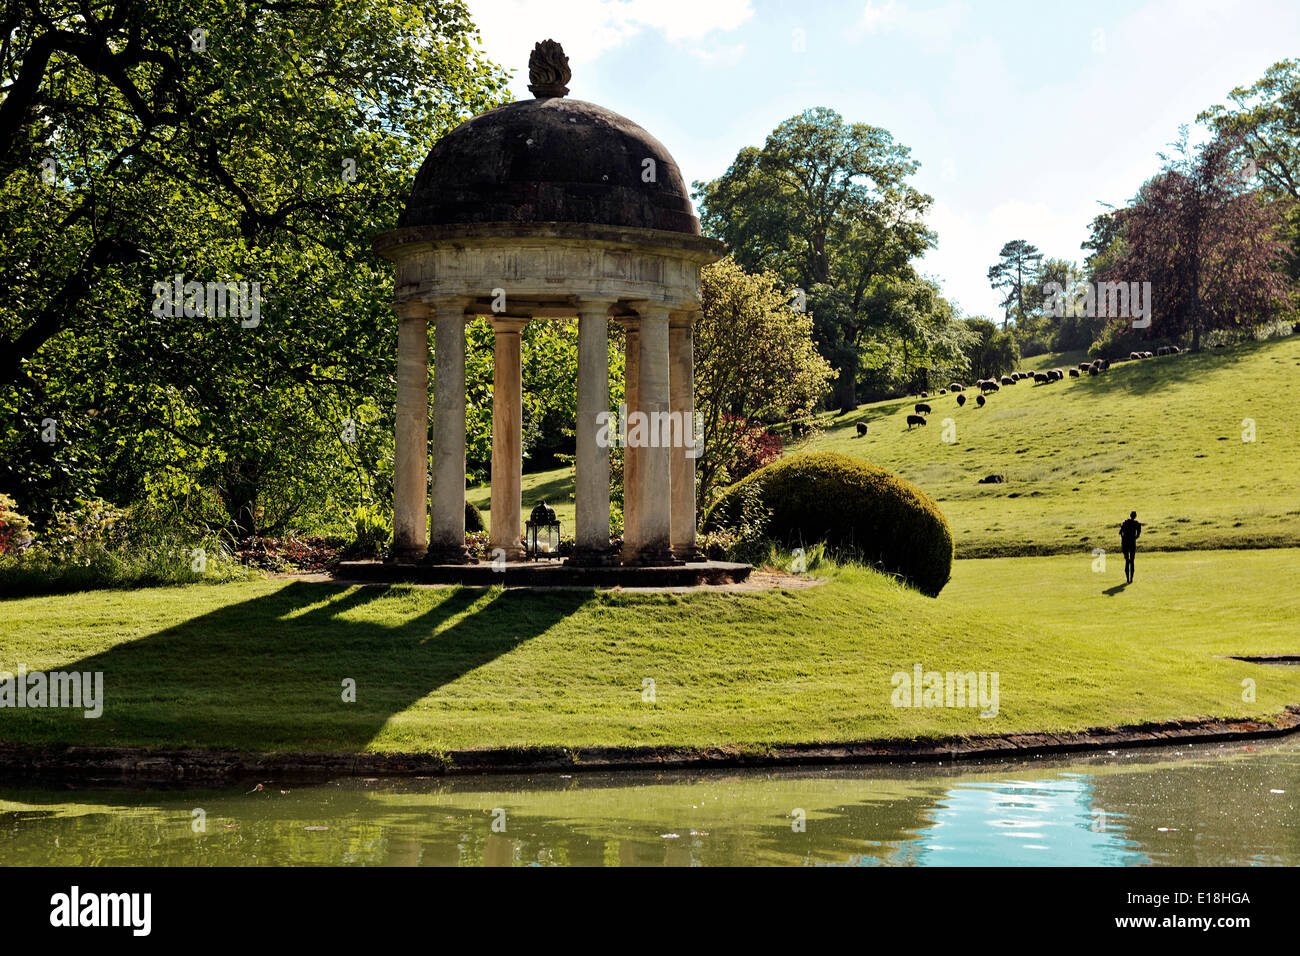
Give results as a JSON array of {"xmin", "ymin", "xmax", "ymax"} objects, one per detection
[
  {"xmin": 0, "ymin": 739, "xmax": 1295, "ymax": 866},
  {"xmin": 906, "ymin": 776, "xmax": 1145, "ymax": 866}
]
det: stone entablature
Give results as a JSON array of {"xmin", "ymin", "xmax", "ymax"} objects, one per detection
[{"xmin": 376, "ymin": 223, "xmax": 721, "ymax": 315}]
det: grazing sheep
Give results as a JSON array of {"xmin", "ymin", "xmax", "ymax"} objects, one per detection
[
  {"xmin": 982, "ymin": 381, "xmax": 1000, "ymax": 393},
  {"xmin": 939, "ymin": 388, "xmax": 947, "ymax": 394},
  {"xmin": 976, "ymin": 393, "xmax": 986, "ymax": 407},
  {"xmin": 906, "ymin": 413, "xmax": 927, "ymax": 429},
  {"xmin": 956, "ymin": 393, "xmax": 967, "ymax": 407},
  {"xmin": 948, "ymin": 382, "xmax": 964, "ymax": 392},
  {"xmin": 977, "ymin": 474, "xmax": 1005, "ymax": 484},
  {"xmin": 1001, "ymin": 375, "xmax": 1014, "ymax": 386},
  {"xmin": 1100, "ymin": 358, "xmax": 1110, "ymax": 370},
  {"xmin": 921, "ymin": 391, "xmax": 929, "ymax": 398},
  {"xmin": 914, "ymin": 402, "xmax": 932, "ymax": 415},
  {"xmin": 1078, "ymin": 362, "xmax": 1091, "ymax": 371},
  {"xmin": 1088, "ymin": 366, "xmax": 1099, "ymax": 376},
  {"xmin": 856, "ymin": 422, "xmax": 868, "ymax": 436},
  {"xmin": 1129, "ymin": 351, "xmax": 1141, "ymax": 360},
  {"xmin": 1069, "ymin": 367, "xmax": 1080, "ymax": 377},
  {"xmin": 1034, "ymin": 372, "xmax": 1049, "ymax": 384},
  {"xmin": 1142, "ymin": 350, "xmax": 1154, "ymax": 358}
]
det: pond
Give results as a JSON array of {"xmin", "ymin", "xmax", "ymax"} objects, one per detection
[{"xmin": 2, "ymin": 738, "xmax": 1296, "ymax": 866}]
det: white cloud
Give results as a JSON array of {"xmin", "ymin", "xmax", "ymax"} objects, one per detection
[
  {"xmin": 923, "ymin": 197, "xmax": 1095, "ymax": 319},
  {"xmin": 853, "ymin": 0, "xmax": 969, "ymax": 54},
  {"xmin": 859, "ymin": 0, "xmax": 900, "ymax": 32},
  {"xmin": 467, "ymin": 0, "xmax": 754, "ymax": 94},
  {"xmin": 689, "ymin": 42, "xmax": 747, "ymax": 69}
]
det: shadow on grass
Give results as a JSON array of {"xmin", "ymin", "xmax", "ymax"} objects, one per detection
[
  {"xmin": 1056, "ymin": 338, "xmax": 1274, "ymax": 401},
  {"xmin": 521, "ymin": 468, "xmax": 575, "ymax": 511},
  {"xmin": 1103, "ymin": 582, "xmax": 1129, "ymax": 596},
  {"xmin": 7, "ymin": 581, "xmax": 591, "ymax": 752}
]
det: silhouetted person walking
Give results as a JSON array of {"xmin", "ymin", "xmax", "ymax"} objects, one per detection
[{"xmin": 1119, "ymin": 511, "xmax": 1142, "ymax": 584}]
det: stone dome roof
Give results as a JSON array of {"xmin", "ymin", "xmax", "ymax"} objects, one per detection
[{"xmin": 399, "ymin": 49, "xmax": 701, "ymax": 235}]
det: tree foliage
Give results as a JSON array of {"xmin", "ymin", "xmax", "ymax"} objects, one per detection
[
  {"xmin": 0, "ymin": 0, "xmax": 508, "ymax": 531},
  {"xmin": 1098, "ymin": 133, "xmax": 1292, "ymax": 350},
  {"xmin": 694, "ymin": 258, "xmax": 834, "ymax": 510},
  {"xmin": 693, "ymin": 107, "xmax": 937, "ymax": 408}
]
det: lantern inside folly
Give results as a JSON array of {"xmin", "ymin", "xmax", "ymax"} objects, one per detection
[{"xmin": 526, "ymin": 502, "xmax": 561, "ymax": 560}]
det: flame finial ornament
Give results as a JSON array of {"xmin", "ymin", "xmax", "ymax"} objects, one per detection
[{"xmin": 527, "ymin": 39, "xmax": 571, "ymax": 98}]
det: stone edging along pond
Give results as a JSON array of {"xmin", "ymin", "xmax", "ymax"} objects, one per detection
[{"xmin": 1, "ymin": 705, "xmax": 1297, "ymax": 786}]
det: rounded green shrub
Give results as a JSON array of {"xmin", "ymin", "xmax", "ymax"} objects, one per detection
[
  {"xmin": 465, "ymin": 501, "xmax": 486, "ymax": 533},
  {"xmin": 703, "ymin": 452, "xmax": 954, "ymax": 596}
]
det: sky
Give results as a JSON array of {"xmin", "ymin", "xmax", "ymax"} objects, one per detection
[{"xmin": 463, "ymin": 0, "xmax": 1300, "ymax": 318}]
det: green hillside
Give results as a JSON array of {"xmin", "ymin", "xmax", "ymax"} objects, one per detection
[
  {"xmin": 481, "ymin": 336, "xmax": 1300, "ymax": 558},
  {"xmin": 806, "ymin": 335, "xmax": 1300, "ymax": 557}
]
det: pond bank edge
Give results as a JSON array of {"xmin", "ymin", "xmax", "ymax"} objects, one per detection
[{"xmin": 1, "ymin": 705, "xmax": 1297, "ymax": 786}]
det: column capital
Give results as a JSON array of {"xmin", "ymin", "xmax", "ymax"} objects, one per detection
[
  {"xmin": 626, "ymin": 299, "xmax": 673, "ymax": 322},
  {"xmin": 575, "ymin": 296, "xmax": 620, "ymax": 318},
  {"xmin": 393, "ymin": 297, "xmax": 429, "ymax": 322},
  {"xmin": 489, "ymin": 314, "xmax": 530, "ymax": 334},
  {"xmin": 669, "ymin": 308, "xmax": 700, "ymax": 329},
  {"xmin": 423, "ymin": 293, "xmax": 473, "ymax": 322}
]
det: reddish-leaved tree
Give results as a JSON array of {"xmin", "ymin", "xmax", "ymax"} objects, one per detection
[{"xmin": 1102, "ymin": 134, "xmax": 1292, "ymax": 350}]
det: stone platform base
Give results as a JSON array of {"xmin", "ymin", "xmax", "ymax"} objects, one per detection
[{"xmin": 333, "ymin": 559, "xmax": 752, "ymax": 588}]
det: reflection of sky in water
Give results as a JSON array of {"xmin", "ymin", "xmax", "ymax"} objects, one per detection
[
  {"xmin": 900, "ymin": 774, "xmax": 1148, "ymax": 867},
  {"xmin": 2, "ymin": 741, "xmax": 1294, "ymax": 866}
]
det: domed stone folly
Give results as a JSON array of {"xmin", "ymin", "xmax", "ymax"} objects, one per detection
[{"xmin": 373, "ymin": 40, "xmax": 726, "ymax": 567}]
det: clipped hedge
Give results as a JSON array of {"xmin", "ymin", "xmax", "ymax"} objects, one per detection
[{"xmin": 703, "ymin": 452, "xmax": 954, "ymax": 596}]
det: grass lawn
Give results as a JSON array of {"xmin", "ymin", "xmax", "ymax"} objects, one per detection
[
  {"xmin": 467, "ymin": 467, "xmax": 576, "ymax": 531},
  {"xmin": 2, "ymin": 548, "xmax": 1297, "ymax": 754}
]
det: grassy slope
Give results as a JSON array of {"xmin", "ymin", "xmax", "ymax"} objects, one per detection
[
  {"xmin": 467, "ymin": 468, "xmax": 576, "ymax": 530},
  {"xmin": 808, "ymin": 336, "xmax": 1300, "ymax": 556},
  {"xmin": 2, "ymin": 548, "xmax": 1297, "ymax": 753},
  {"xmin": 471, "ymin": 338, "xmax": 1300, "ymax": 557}
]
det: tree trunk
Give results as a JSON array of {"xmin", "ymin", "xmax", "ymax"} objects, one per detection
[{"xmin": 835, "ymin": 360, "xmax": 858, "ymax": 413}]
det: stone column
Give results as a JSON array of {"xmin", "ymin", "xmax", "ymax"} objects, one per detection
[
  {"xmin": 669, "ymin": 309, "xmax": 701, "ymax": 561},
  {"xmin": 428, "ymin": 295, "xmax": 472, "ymax": 563},
  {"xmin": 392, "ymin": 299, "xmax": 430, "ymax": 562},
  {"xmin": 573, "ymin": 299, "xmax": 618, "ymax": 564},
  {"xmin": 619, "ymin": 319, "xmax": 640, "ymax": 561},
  {"xmin": 489, "ymin": 316, "xmax": 528, "ymax": 560},
  {"xmin": 625, "ymin": 301, "xmax": 676, "ymax": 565}
]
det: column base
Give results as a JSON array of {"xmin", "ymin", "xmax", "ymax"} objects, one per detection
[
  {"xmin": 620, "ymin": 546, "xmax": 684, "ymax": 567},
  {"xmin": 423, "ymin": 544, "xmax": 472, "ymax": 565},
  {"xmin": 387, "ymin": 547, "xmax": 427, "ymax": 566},
  {"xmin": 492, "ymin": 545, "xmax": 528, "ymax": 562},
  {"xmin": 566, "ymin": 546, "xmax": 621, "ymax": 567},
  {"xmin": 673, "ymin": 546, "xmax": 705, "ymax": 563}
]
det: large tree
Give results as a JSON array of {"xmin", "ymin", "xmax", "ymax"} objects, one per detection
[
  {"xmin": 986, "ymin": 239, "xmax": 1043, "ymax": 331},
  {"xmin": 1199, "ymin": 59, "xmax": 1300, "ymax": 279},
  {"xmin": 1100, "ymin": 133, "xmax": 1291, "ymax": 351},
  {"xmin": 693, "ymin": 107, "xmax": 934, "ymax": 410},
  {"xmin": 0, "ymin": 1, "xmax": 507, "ymax": 530},
  {"xmin": 1199, "ymin": 59, "xmax": 1300, "ymax": 203}
]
